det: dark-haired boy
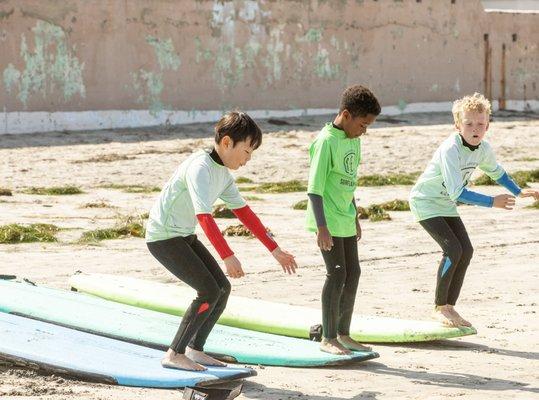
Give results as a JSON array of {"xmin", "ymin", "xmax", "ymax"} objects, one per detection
[
  {"xmin": 306, "ymin": 85, "xmax": 381, "ymax": 355},
  {"xmin": 146, "ymin": 111, "xmax": 297, "ymax": 371}
]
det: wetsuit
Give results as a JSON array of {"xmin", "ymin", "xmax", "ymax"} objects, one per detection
[
  {"xmin": 409, "ymin": 134, "xmax": 521, "ymax": 306},
  {"xmin": 306, "ymin": 123, "xmax": 361, "ymax": 339},
  {"xmin": 146, "ymin": 149, "xmax": 277, "ymax": 353}
]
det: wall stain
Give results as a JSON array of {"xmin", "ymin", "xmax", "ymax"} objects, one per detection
[
  {"xmin": 3, "ymin": 20, "xmax": 85, "ymax": 107},
  {"xmin": 132, "ymin": 35, "xmax": 181, "ymax": 115}
]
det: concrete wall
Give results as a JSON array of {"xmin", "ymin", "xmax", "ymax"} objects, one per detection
[{"xmin": 0, "ymin": 0, "xmax": 537, "ymax": 133}]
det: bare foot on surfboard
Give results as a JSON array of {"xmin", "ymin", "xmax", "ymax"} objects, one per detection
[
  {"xmin": 433, "ymin": 305, "xmax": 459, "ymax": 327},
  {"xmin": 186, "ymin": 347, "xmax": 227, "ymax": 367},
  {"xmin": 161, "ymin": 348, "xmax": 206, "ymax": 371},
  {"xmin": 320, "ymin": 337, "xmax": 352, "ymax": 355},
  {"xmin": 447, "ymin": 306, "xmax": 472, "ymax": 327},
  {"xmin": 337, "ymin": 335, "xmax": 372, "ymax": 352}
]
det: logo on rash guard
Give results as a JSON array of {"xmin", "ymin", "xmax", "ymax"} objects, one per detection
[
  {"xmin": 197, "ymin": 302, "xmax": 210, "ymax": 314},
  {"xmin": 343, "ymin": 151, "xmax": 356, "ymax": 175}
]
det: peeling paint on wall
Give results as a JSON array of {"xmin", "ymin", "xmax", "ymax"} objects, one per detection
[
  {"xmin": 2, "ymin": 21, "xmax": 85, "ymax": 107},
  {"xmin": 147, "ymin": 36, "xmax": 181, "ymax": 71},
  {"xmin": 131, "ymin": 35, "xmax": 181, "ymax": 116}
]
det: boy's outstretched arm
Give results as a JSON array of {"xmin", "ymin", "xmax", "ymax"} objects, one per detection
[
  {"xmin": 197, "ymin": 214, "xmax": 245, "ymax": 278},
  {"xmin": 457, "ymin": 189, "xmax": 515, "ymax": 210},
  {"xmin": 494, "ymin": 171, "xmax": 539, "ymax": 201},
  {"xmin": 232, "ymin": 205, "xmax": 297, "ymax": 274}
]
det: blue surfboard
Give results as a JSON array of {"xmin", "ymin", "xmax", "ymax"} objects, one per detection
[
  {"xmin": 0, "ymin": 312, "xmax": 256, "ymax": 388},
  {"xmin": 0, "ymin": 279, "xmax": 378, "ymax": 367}
]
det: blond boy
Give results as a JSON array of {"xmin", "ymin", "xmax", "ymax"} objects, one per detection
[{"xmin": 409, "ymin": 93, "xmax": 539, "ymax": 327}]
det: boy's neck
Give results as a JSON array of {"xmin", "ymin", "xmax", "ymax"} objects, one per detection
[
  {"xmin": 459, "ymin": 134, "xmax": 480, "ymax": 151},
  {"xmin": 333, "ymin": 114, "xmax": 344, "ymax": 130},
  {"xmin": 210, "ymin": 147, "xmax": 225, "ymax": 166}
]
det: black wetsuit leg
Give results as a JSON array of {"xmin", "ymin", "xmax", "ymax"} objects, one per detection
[
  {"xmin": 147, "ymin": 235, "xmax": 231, "ymax": 353},
  {"xmin": 321, "ymin": 236, "xmax": 361, "ymax": 339},
  {"xmin": 419, "ymin": 216, "xmax": 474, "ymax": 306}
]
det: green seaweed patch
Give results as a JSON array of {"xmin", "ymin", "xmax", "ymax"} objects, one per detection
[
  {"xmin": 73, "ymin": 153, "xmax": 135, "ymax": 163},
  {"xmin": 473, "ymin": 169, "xmax": 538, "ymax": 188},
  {"xmin": 243, "ymin": 195, "xmax": 263, "ymax": 201},
  {"xmin": 0, "ymin": 188, "xmax": 13, "ymax": 196},
  {"xmin": 357, "ymin": 205, "xmax": 391, "ymax": 222},
  {"xmin": 213, "ymin": 204, "xmax": 235, "ymax": 218},
  {"xmin": 378, "ymin": 199, "xmax": 410, "ymax": 211},
  {"xmin": 236, "ymin": 177, "xmax": 253, "ymax": 184},
  {"xmin": 239, "ymin": 186, "xmax": 259, "ymax": 192},
  {"xmin": 81, "ymin": 201, "xmax": 112, "ymax": 208},
  {"xmin": 0, "ymin": 223, "xmax": 59, "ymax": 244},
  {"xmin": 256, "ymin": 180, "xmax": 307, "ymax": 193},
  {"xmin": 357, "ymin": 173, "xmax": 420, "ymax": 186},
  {"xmin": 526, "ymin": 200, "xmax": 539, "ymax": 209},
  {"xmin": 79, "ymin": 215, "xmax": 145, "ymax": 243},
  {"xmin": 99, "ymin": 184, "xmax": 161, "ymax": 193},
  {"xmin": 292, "ymin": 199, "xmax": 308, "ymax": 210},
  {"xmin": 222, "ymin": 224, "xmax": 273, "ymax": 238},
  {"xmin": 22, "ymin": 186, "xmax": 84, "ymax": 195}
]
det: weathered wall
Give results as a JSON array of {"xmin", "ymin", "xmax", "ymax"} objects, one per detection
[{"xmin": 0, "ymin": 0, "xmax": 537, "ymax": 132}]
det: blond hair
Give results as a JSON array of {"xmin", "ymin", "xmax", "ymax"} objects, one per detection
[{"xmin": 452, "ymin": 93, "xmax": 491, "ymax": 125}]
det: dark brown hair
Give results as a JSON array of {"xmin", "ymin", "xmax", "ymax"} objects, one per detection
[
  {"xmin": 214, "ymin": 111, "xmax": 262, "ymax": 149},
  {"xmin": 340, "ymin": 85, "xmax": 381, "ymax": 117}
]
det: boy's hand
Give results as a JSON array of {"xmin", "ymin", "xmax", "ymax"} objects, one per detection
[
  {"xmin": 223, "ymin": 255, "xmax": 245, "ymax": 279},
  {"xmin": 493, "ymin": 194, "xmax": 516, "ymax": 210},
  {"xmin": 519, "ymin": 189, "xmax": 539, "ymax": 201},
  {"xmin": 271, "ymin": 247, "xmax": 297, "ymax": 274},
  {"xmin": 317, "ymin": 226, "xmax": 333, "ymax": 251},
  {"xmin": 356, "ymin": 218, "xmax": 362, "ymax": 241}
]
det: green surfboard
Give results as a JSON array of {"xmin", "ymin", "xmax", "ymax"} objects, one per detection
[
  {"xmin": 69, "ymin": 273, "xmax": 476, "ymax": 342},
  {"xmin": 0, "ymin": 278, "xmax": 377, "ymax": 367}
]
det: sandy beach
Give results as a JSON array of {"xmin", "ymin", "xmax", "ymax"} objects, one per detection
[{"xmin": 0, "ymin": 111, "xmax": 538, "ymax": 399}]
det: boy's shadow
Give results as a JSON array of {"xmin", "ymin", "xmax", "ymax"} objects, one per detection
[
  {"xmin": 381, "ymin": 339, "xmax": 538, "ymax": 361},
  {"xmin": 243, "ymin": 381, "xmax": 381, "ymax": 400},
  {"xmin": 241, "ymin": 339, "xmax": 538, "ymax": 399},
  {"xmin": 359, "ymin": 362, "xmax": 538, "ymax": 394}
]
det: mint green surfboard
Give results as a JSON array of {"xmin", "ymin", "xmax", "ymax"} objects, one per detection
[
  {"xmin": 0, "ymin": 278, "xmax": 377, "ymax": 367},
  {"xmin": 69, "ymin": 273, "xmax": 476, "ymax": 342}
]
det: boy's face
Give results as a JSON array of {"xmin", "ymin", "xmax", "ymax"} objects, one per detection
[
  {"xmin": 220, "ymin": 136, "xmax": 255, "ymax": 170},
  {"xmin": 456, "ymin": 110, "xmax": 489, "ymax": 147},
  {"xmin": 342, "ymin": 112, "xmax": 377, "ymax": 138}
]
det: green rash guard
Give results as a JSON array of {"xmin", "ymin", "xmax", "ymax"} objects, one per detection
[
  {"xmin": 145, "ymin": 150, "xmax": 246, "ymax": 242},
  {"xmin": 306, "ymin": 123, "xmax": 360, "ymax": 237},
  {"xmin": 409, "ymin": 133, "xmax": 505, "ymax": 221}
]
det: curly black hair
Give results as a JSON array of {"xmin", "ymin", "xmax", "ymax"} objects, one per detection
[
  {"xmin": 214, "ymin": 111, "xmax": 262, "ymax": 149},
  {"xmin": 339, "ymin": 85, "xmax": 381, "ymax": 117}
]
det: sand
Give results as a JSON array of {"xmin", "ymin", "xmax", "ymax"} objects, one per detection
[{"xmin": 0, "ymin": 111, "xmax": 538, "ymax": 399}]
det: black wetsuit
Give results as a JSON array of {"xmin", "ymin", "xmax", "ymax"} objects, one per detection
[
  {"xmin": 146, "ymin": 149, "xmax": 231, "ymax": 354},
  {"xmin": 419, "ymin": 137, "xmax": 477, "ymax": 306}
]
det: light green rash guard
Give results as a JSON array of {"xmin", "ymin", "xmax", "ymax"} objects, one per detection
[
  {"xmin": 409, "ymin": 133, "xmax": 505, "ymax": 221},
  {"xmin": 146, "ymin": 150, "xmax": 246, "ymax": 242},
  {"xmin": 306, "ymin": 123, "xmax": 360, "ymax": 237}
]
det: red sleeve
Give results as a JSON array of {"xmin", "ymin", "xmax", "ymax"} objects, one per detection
[
  {"xmin": 232, "ymin": 205, "xmax": 278, "ymax": 252},
  {"xmin": 196, "ymin": 214, "xmax": 234, "ymax": 260}
]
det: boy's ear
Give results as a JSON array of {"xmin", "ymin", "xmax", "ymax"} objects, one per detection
[
  {"xmin": 221, "ymin": 135, "xmax": 232, "ymax": 148},
  {"xmin": 341, "ymin": 109, "xmax": 351, "ymax": 120}
]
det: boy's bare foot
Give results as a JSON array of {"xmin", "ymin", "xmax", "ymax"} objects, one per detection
[
  {"xmin": 161, "ymin": 349, "xmax": 206, "ymax": 371},
  {"xmin": 186, "ymin": 347, "xmax": 227, "ymax": 367},
  {"xmin": 433, "ymin": 305, "xmax": 459, "ymax": 327},
  {"xmin": 320, "ymin": 337, "xmax": 352, "ymax": 355},
  {"xmin": 337, "ymin": 335, "xmax": 372, "ymax": 352},
  {"xmin": 447, "ymin": 306, "xmax": 472, "ymax": 327}
]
